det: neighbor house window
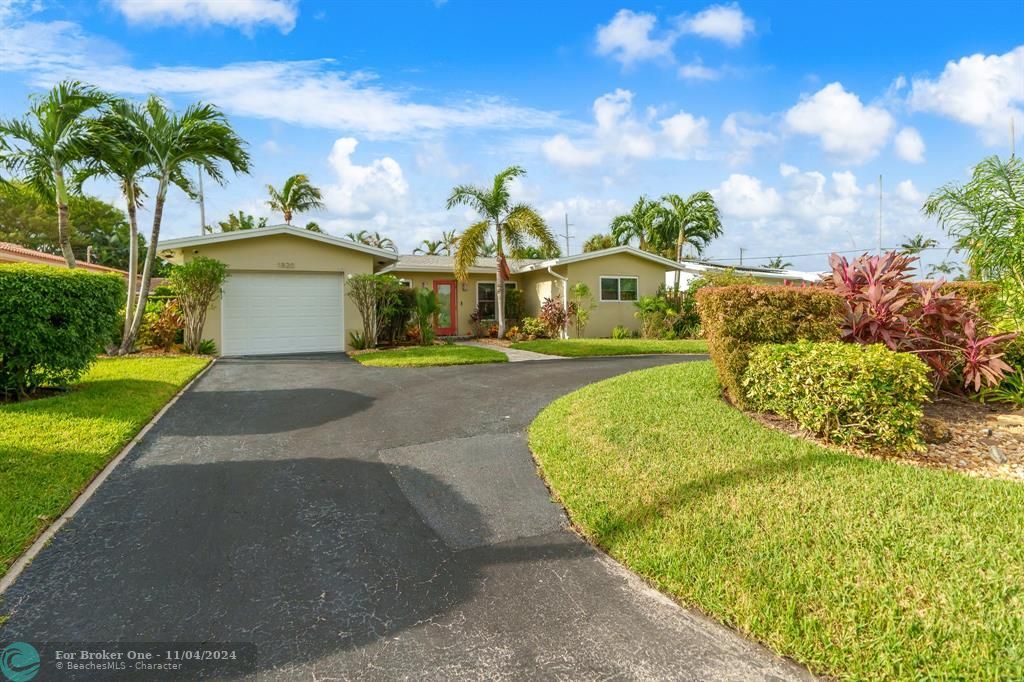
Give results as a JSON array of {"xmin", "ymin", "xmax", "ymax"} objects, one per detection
[
  {"xmin": 477, "ymin": 281, "xmax": 516, "ymax": 318},
  {"xmin": 599, "ymin": 276, "xmax": 638, "ymax": 302}
]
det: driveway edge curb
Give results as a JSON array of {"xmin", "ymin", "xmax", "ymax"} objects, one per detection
[{"xmin": 0, "ymin": 358, "xmax": 217, "ymax": 597}]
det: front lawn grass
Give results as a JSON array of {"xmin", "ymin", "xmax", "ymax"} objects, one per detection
[
  {"xmin": 529, "ymin": 361, "xmax": 1024, "ymax": 680},
  {"xmin": 351, "ymin": 344, "xmax": 508, "ymax": 367},
  {"xmin": 0, "ymin": 356, "xmax": 209, "ymax": 574},
  {"xmin": 510, "ymin": 338, "xmax": 707, "ymax": 356}
]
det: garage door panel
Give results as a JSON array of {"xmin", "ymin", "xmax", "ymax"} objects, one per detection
[{"xmin": 221, "ymin": 272, "xmax": 345, "ymax": 355}]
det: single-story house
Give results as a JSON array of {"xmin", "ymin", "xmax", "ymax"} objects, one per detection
[
  {"xmin": 160, "ymin": 225, "xmax": 687, "ymax": 355},
  {"xmin": 667, "ymin": 261, "xmax": 826, "ymax": 289},
  {"xmin": 0, "ymin": 241, "xmax": 127, "ymax": 276}
]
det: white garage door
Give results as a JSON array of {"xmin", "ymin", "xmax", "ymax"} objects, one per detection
[{"xmin": 221, "ymin": 272, "xmax": 345, "ymax": 355}]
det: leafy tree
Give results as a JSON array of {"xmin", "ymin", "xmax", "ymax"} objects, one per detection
[
  {"xmin": 582, "ymin": 233, "xmax": 616, "ymax": 252},
  {"xmin": 899, "ymin": 233, "xmax": 939, "ymax": 255},
  {"xmin": 610, "ymin": 196, "xmax": 659, "ymax": 250},
  {"xmin": 346, "ymin": 274, "xmax": 400, "ymax": 348},
  {"xmin": 447, "ymin": 165, "xmax": 558, "ymax": 337},
  {"xmin": 168, "ymin": 256, "xmax": 229, "ymax": 353},
  {"xmin": 217, "ymin": 211, "xmax": 266, "ymax": 232},
  {"xmin": 655, "ymin": 192, "xmax": 723, "ymax": 291},
  {"xmin": 767, "ymin": 256, "xmax": 793, "ymax": 269},
  {"xmin": 266, "ymin": 173, "xmax": 324, "ymax": 225},
  {"xmin": 414, "ymin": 239, "xmax": 443, "ymax": 255},
  {"xmin": 0, "ymin": 81, "xmax": 109, "ymax": 267},
  {"xmin": 115, "ymin": 96, "xmax": 250, "ymax": 355}
]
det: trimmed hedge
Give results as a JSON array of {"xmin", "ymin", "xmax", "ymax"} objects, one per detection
[
  {"xmin": 0, "ymin": 264, "xmax": 125, "ymax": 397},
  {"xmin": 936, "ymin": 281, "xmax": 1000, "ymax": 321},
  {"xmin": 744, "ymin": 342, "xmax": 931, "ymax": 452},
  {"xmin": 695, "ymin": 285, "xmax": 843, "ymax": 406}
]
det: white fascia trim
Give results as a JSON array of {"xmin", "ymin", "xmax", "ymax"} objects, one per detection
[
  {"xmin": 513, "ymin": 245, "xmax": 684, "ymax": 273},
  {"xmin": 160, "ymin": 225, "xmax": 399, "ymax": 261}
]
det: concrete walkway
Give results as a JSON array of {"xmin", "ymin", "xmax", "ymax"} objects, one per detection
[
  {"xmin": 457, "ymin": 339, "xmax": 560, "ymax": 362},
  {"xmin": 0, "ymin": 355, "xmax": 811, "ymax": 681}
]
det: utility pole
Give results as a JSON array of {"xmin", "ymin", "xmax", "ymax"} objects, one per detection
[
  {"xmin": 739, "ymin": 247, "xmax": 745, "ymax": 266},
  {"xmin": 562, "ymin": 213, "xmax": 574, "ymax": 256},
  {"xmin": 878, "ymin": 174, "xmax": 883, "ymax": 256},
  {"xmin": 197, "ymin": 165, "xmax": 206, "ymax": 234}
]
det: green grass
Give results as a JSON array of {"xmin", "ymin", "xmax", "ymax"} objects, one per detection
[
  {"xmin": 0, "ymin": 356, "xmax": 209, "ymax": 574},
  {"xmin": 529, "ymin": 361, "xmax": 1024, "ymax": 680},
  {"xmin": 510, "ymin": 338, "xmax": 707, "ymax": 357},
  {"xmin": 351, "ymin": 344, "xmax": 508, "ymax": 367}
]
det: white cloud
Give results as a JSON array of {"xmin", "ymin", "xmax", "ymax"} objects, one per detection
[
  {"xmin": 721, "ymin": 112, "xmax": 778, "ymax": 164},
  {"xmin": 713, "ymin": 174, "xmax": 781, "ymax": 219},
  {"xmin": 784, "ymin": 82, "xmax": 895, "ymax": 163},
  {"xmin": 110, "ymin": 0, "xmax": 298, "ymax": 34},
  {"xmin": 539, "ymin": 196, "xmax": 627, "ymax": 247},
  {"xmin": 679, "ymin": 3, "xmax": 754, "ymax": 47},
  {"xmin": 895, "ymin": 179, "xmax": 924, "ymax": 205},
  {"xmin": 894, "ymin": 127, "xmax": 925, "ymax": 163},
  {"xmin": 322, "ymin": 138, "xmax": 408, "ymax": 217},
  {"xmin": 595, "ymin": 9, "xmax": 675, "ymax": 66},
  {"xmin": 678, "ymin": 59, "xmax": 722, "ymax": 81},
  {"xmin": 909, "ymin": 46, "xmax": 1024, "ymax": 145},
  {"xmin": 542, "ymin": 89, "xmax": 709, "ymax": 169}
]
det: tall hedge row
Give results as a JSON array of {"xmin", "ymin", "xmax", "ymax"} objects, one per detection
[
  {"xmin": 695, "ymin": 285, "xmax": 843, "ymax": 407},
  {"xmin": 0, "ymin": 264, "xmax": 125, "ymax": 397}
]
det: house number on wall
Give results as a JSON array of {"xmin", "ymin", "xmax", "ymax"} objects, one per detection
[{"xmin": 277, "ymin": 261, "xmax": 295, "ymax": 269}]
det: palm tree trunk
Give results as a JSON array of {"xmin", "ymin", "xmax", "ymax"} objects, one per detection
[
  {"xmin": 284, "ymin": 209, "xmax": 292, "ymax": 225},
  {"xmin": 674, "ymin": 227, "xmax": 685, "ymax": 293},
  {"xmin": 53, "ymin": 167, "xmax": 76, "ymax": 268},
  {"xmin": 495, "ymin": 224, "xmax": 506, "ymax": 339},
  {"xmin": 122, "ymin": 188, "xmax": 139, "ymax": 346},
  {"xmin": 119, "ymin": 178, "xmax": 167, "ymax": 355}
]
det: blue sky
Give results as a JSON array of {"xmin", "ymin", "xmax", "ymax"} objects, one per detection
[{"xmin": 1, "ymin": 0, "xmax": 1021, "ymax": 272}]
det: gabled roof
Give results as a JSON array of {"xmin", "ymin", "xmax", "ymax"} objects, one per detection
[
  {"xmin": 159, "ymin": 224, "xmax": 399, "ymax": 262},
  {"xmin": 0, "ymin": 242, "xmax": 127, "ymax": 275},
  {"xmin": 515, "ymin": 245, "xmax": 687, "ymax": 272},
  {"xmin": 380, "ymin": 254, "xmax": 544, "ymax": 275}
]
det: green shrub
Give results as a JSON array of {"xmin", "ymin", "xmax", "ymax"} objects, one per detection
[
  {"xmin": 0, "ymin": 264, "xmax": 125, "ymax": 398},
  {"xmin": 696, "ymin": 285, "xmax": 843, "ymax": 407},
  {"xmin": 196, "ymin": 339, "xmax": 218, "ymax": 356},
  {"xmin": 520, "ymin": 316, "xmax": 546, "ymax": 339},
  {"xmin": 414, "ymin": 287, "xmax": 441, "ymax": 346},
  {"xmin": 745, "ymin": 342, "xmax": 931, "ymax": 452},
  {"xmin": 349, "ymin": 330, "xmax": 368, "ymax": 350},
  {"xmin": 505, "ymin": 286, "xmax": 525, "ymax": 322},
  {"xmin": 611, "ymin": 324, "xmax": 635, "ymax": 339},
  {"xmin": 381, "ymin": 286, "xmax": 416, "ymax": 344},
  {"xmin": 137, "ymin": 299, "xmax": 182, "ymax": 351}
]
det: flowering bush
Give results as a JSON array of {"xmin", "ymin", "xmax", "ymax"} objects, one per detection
[{"xmin": 828, "ymin": 252, "xmax": 1014, "ymax": 391}]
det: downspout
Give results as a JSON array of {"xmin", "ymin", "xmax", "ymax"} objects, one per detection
[{"xmin": 547, "ymin": 266, "xmax": 569, "ymax": 339}]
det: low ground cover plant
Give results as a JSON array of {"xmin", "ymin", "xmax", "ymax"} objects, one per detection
[{"xmin": 745, "ymin": 342, "xmax": 931, "ymax": 451}]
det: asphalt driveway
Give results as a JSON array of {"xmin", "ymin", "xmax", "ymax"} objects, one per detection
[{"xmin": 0, "ymin": 354, "xmax": 810, "ymax": 680}]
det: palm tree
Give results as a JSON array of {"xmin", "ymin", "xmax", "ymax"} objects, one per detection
[
  {"xmin": 583, "ymin": 233, "xmax": 617, "ymax": 252},
  {"xmin": 345, "ymin": 229, "xmax": 369, "ymax": 243},
  {"xmin": 117, "ymin": 96, "xmax": 250, "ymax": 354},
  {"xmin": 766, "ymin": 256, "xmax": 792, "ymax": 269},
  {"xmin": 414, "ymin": 239, "xmax": 443, "ymax": 255},
  {"xmin": 477, "ymin": 238, "xmax": 497, "ymax": 258},
  {"xmin": 217, "ymin": 210, "xmax": 264, "ymax": 232},
  {"xmin": 928, "ymin": 261, "xmax": 963, "ymax": 279},
  {"xmin": 655, "ymin": 192, "xmax": 723, "ymax": 290},
  {"xmin": 345, "ymin": 229, "xmax": 396, "ymax": 251},
  {"xmin": 447, "ymin": 165, "xmax": 558, "ymax": 337},
  {"xmin": 266, "ymin": 173, "xmax": 324, "ymax": 225},
  {"xmin": 899, "ymin": 233, "xmax": 939, "ymax": 255},
  {"xmin": 512, "ymin": 243, "xmax": 561, "ymax": 259},
  {"xmin": 441, "ymin": 229, "xmax": 459, "ymax": 255},
  {"xmin": 0, "ymin": 81, "xmax": 108, "ymax": 267},
  {"xmin": 610, "ymin": 196, "xmax": 659, "ymax": 250},
  {"xmin": 304, "ymin": 220, "xmax": 322, "ymax": 233}
]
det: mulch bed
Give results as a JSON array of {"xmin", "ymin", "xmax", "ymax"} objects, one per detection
[{"xmin": 750, "ymin": 396, "xmax": 1024, "ymax": 482}]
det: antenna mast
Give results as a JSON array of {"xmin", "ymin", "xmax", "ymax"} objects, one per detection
[
  {"xmin": 562, "ymin": 213, "xmax": 574, "ymax": 256},
  {"xmin": 878, "ymin": 174, "xmax": 883, "ymax": 256}
]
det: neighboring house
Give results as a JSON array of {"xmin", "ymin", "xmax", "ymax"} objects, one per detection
[
  {"xmin": 160, "ymin": 225, "xmax": 687, "ymax": 355},
  {"xmin": 0, "ymin": 241, "xmax": 127, "ymax": 276},
  {"xmin": 666, "ymin": 261, "xmax": 826, "ymax": 289}
]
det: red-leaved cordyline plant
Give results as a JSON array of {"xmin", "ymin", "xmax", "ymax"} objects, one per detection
[{"xmin": 828, "ymin": 251, "xmax": 1015, "ymax": 393}]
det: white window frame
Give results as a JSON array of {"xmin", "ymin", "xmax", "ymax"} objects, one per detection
[
  {"xmin": 599, "ymin": 275, "xmax": 638, "ymax": 302},
  {"xmin": 476, "ymin": 280, "xmax": 516, "ymax": 318}
]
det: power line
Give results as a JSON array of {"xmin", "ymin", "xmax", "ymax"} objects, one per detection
[{"xmin": 706, "ymin": 245, "xmax": 957, "ymax": 263}]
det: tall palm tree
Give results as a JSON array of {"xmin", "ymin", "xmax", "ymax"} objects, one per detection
[
  {"xmin": 217, "ymin": 210, "xmax": 264, "ymax": 232},
  {"xmin": 655, "ymin": 192, "xmax": 723, "ymax": 291},
  {"xmin": 766, "ymin": 256, "xmax": 792, "ymax": 269},
  {"xmin": 345, "ymin": 229, "xmax": 396, "ymax": 251},
  {"xmin": 610, "ymin": 196, "xmax": 659, "ymax": 251},
  {"xmin": 0, "ymin": 81, "xmax": 108, "ymax": 267},
  {"xmin": 414, "ymin": 239, "xmax": 443, "ymax": 255},
  {"xmin": 345, "ymin": 229, "xmax": 369, "ymax": 243},
  {"xmin": 266, "ymin": 173, "xmax": 324, "ymax": 225},
  {"xmin": 117, "ymin": 96, "xmax": 250, "ymax": 354},
  {"xmin": 899, "ymin": 233, "xmax": 939, "ymax": 255},
  {"xmin": 447, "ymin": 165, "xmax": 558, "ymax": 337},
  {"xmin": 304, "ymin": 220, "xmax": 322, "ymax": 233},
  {"xmin": 582, "ymin": 233, "xmax": 617, "ymax": 252},
  {"xmin": 441, "ymin": 229, "xmax": 459, "ymax": 255}
]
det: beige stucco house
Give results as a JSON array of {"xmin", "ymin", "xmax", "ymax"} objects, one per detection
[{"xmin": 160, "ymin": 226, "xmax": 685, "ymax": 355}]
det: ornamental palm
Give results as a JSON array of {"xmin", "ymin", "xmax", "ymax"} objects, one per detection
[
  {"xmin": 899, "ymin": 233, "xmax": 939, "ymax": 255},
  {"xmin": 414, "ymin": 239, "xmax": 443, "ymax": 255},
  {"xmin": 766, "ymin": 256, "xmax": 793, "ymax": 269},
  {"xmin": 582, "ymin": 233, "xmax": 616, "ymax": 253},
  {"xmin": 610, "ymin": 196, "xmax": 659, "ymax": 251},
  {"xmin": 117, "ymin": 96, "xmax": 250, "ymax": 354},
  {"xmin": 447, "ymin": 165, "xmax": 557, "ymax": 337},
  {"xmin": 441, "ymin": 229, "xmax": 459, "ymax": 255},
  {"xmin": 0, "ymin": 81, "xmax": 108, "ymax": 267},
  {"xmin": 655, "ymin": 191, "xmax": 723, "ymax": 290},
  {"xmin": 266, "ymin": 173, "xmax": 324, "ymax": 225}
]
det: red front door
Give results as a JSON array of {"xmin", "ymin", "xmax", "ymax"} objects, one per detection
[{"xmin": 433, "ymin": 280, "xmax": 457, "ymax": 335}]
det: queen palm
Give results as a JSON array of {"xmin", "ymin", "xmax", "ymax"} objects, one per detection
[
  {"xmin": 899, "ymin": 233, "xmax": 939, "ymax": 255},
  {"xmin": 655, "ymin": 192, "xmax": 723, "ymax": 290},
  {"xmin": 610, "ymin": 196, "xmax": 659, "ymax": 251},
  {"xmin": 448, "ymin": 165, "xmax": 557, "ymax": 337},
  {"xmin": 414, "ymin": 239, "xmax": 443, "ymax": 255},
  {"xmin": 0, "ymin": 81, "xmax": 108, "ymax": 267},
  {"xmin": 117, "ymin": 96, "xmax": 250, "ymax": 354},
  {"xmin": 266, "ymin": 173, "xmax": 324, "ymax": 225},
  {"xmin": 441, "ymin": 229, "xmax": 459, "ymax": 255}
]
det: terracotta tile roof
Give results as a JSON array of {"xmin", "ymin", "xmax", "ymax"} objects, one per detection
[{"xmin": 0, "ymin": 242, "xmax": 127, "ymax": 275}]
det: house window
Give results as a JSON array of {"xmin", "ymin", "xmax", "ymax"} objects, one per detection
[
  {"xmin": 477, "ymin": 281, "xmax": 516, "ymax": 318},
  {"xmin": 599, "ymin": 276, "xmax": 638, "ymax": 302},
  {"xmin": 397, "ymin": 278, "xmax": 412, "ymax": 288}
]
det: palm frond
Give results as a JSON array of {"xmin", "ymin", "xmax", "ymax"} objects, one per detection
[{"xmin": 454, "ymin": 220, "xmax": 490, "ymax": 281}]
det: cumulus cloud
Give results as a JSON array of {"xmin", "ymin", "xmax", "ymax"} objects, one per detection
[
  {"xmin": 322, "ymin": 138, "xmax": 408, "ymax": 217},
  {"xmin": 678, "ymin": 3, "xmax": 754, "ymax": 47},
  {"xmin": 784, "ymin": 82, "xmax": 895, "ymax": 164},
  {"xmin": 721, "ymin": 112, "xmax": 778, "ymax": 164},
  {"xmin": 894, "ymin": 127, "xmax": 926, "ymax": 163},
  {"xmin": 595, "ymin": 9, "xmax": 675, "ymax": 66},
  {"xmin": 109, "ymin": 0, "xmax": 298, "ymax": 34},
  {"xmin": 542, "ymin": 89, "xmax": 708, "ymax": 169},
  {"xmin": 895, "ymin": 179, "xmax": 924, "ymax": 204},
  {"xmin": 713, "ymin": 174, "xmax": 781, "ymax": 219},
  {"xmin": 909, "ymin": 46, "xmax": 1024, "ymax": 145},
  {"xmin": 678, "ymin": 59, "xmax": 722, "ymax": 81}
]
